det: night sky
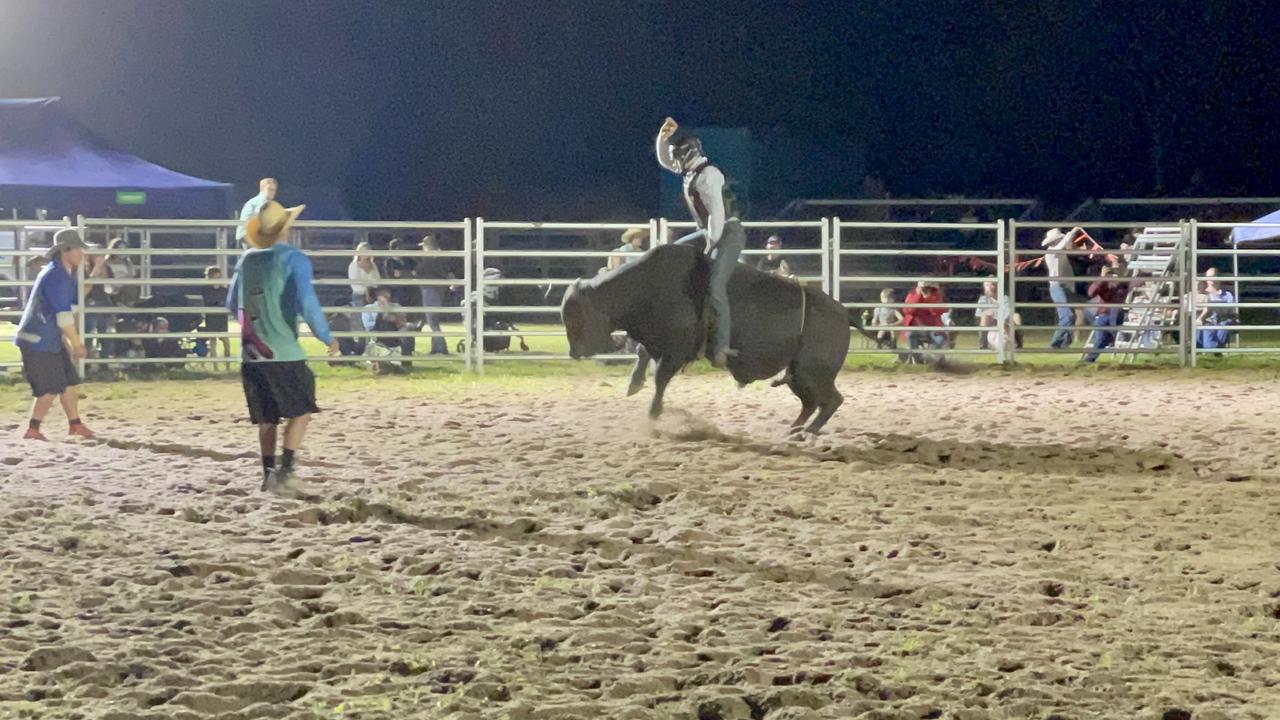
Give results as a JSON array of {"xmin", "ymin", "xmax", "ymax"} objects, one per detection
[{"xmin": 2, "ymin": 0, "xmax": 1277, "ymax": 220}]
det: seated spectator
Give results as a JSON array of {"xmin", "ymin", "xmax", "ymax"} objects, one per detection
[
  {"xmin": 326, "ymin": 311, "xmax": 366, "ymax": 358},
  {"xmin": 975, "ymin": 281, "xmax": 999, "ymax": 350},
  {"xmin": 756, "ymin": 235, "xmax": 794, "ymax": 277},
  {"xmin": 348, "ymin": 241, "xmax": 381, "ymax": 307},
  {"xmin": 362, "ymin": 287, "xmax": 416, "ymax": 368},
  {"xmin": 200, "ymin": 266, "xmax": 231, "ymax": 370},
  {"xmin": 1084, "ymin": 266, "xmax": 1128, "ymax": 363},
  {"xmin": 143, "ymin": 316, "xmax": 186, "ymax": 361},
  {"xmin": 1197, "ymin": 279, "xmax": 1236, "ymax": 350},
  {"xmin": 607, "ymin": 228, "xmax": 647, "ymax": 271},
  {"xmin": 903, "ymin": 280, "xmax": 946, "ymax": 362},
  {"xmin": 871, "ymin": 288, "xmax": 903, "ymax": 349}
]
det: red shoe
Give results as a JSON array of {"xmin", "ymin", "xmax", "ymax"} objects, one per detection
[
  {"xmin": 67, "ymin": 423, "xmax": 95, "ymax": 439},
  {"xmin": 22, "ymin": 427, "xmax": 48, "ymax": 441}
]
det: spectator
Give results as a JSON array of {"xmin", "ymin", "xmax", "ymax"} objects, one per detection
[
  {"xmin": 326, "ymin": 311, "xmax": 366, "ymax": 358},
  {"xmin": 362, "ymin": 287, "xmax": 416, "ymax": 368},
  {"xmin": 1083, "ymin": 266, "xmax": 1128, "ymax": 363},
  {"xmin": 415, "ymin": 234, "xmax": 454, "ymax": 355},
  {"xmin": 201, "ymin": 267, "xmax": 232, "ymax": 370},
  {"xmin": 348, "ymin": 241, "xmax": 381, "ymax": 307},
  {"xmin": 237, "ymin": 178, "xmax": 278, "ymax": 246},
  {"xmin": 15, "ymin": 228, "xmax": 95, "ymax": 440},
  {"xmin": 383, "ymin": 237, "xmax": 418, "ymax": 308},
  {"xmin": 1197, "ymin": 279, "xmax": 1236, "ymax": 350},
  {"xmin": 756, "ymin": 235, "xmax": 794, "ymax": 277},
  {"xmin": 903, "ymin": 280, "xmax": 946, "ymax": 362},
  {"xmin": 974, "ymin": 281, "xmax": 1001, "ymax": 351},
  {"xmin": 82, "ymin": 244, "xmax": 113, "ymax": 363},
  {"xmin": 1042, "ymin": 227, "xmax": 1087, "ymax": 349},
  {"xmin": 143, "ymin": 316, "xmax": 186, "ymax": 366},
  {"xmin": 607, "ymin": 228, "xmax": 647, "ymax": 271},
  {"xmin": 871, "ymin": 288, "xmax": 903, "ymax": 349},
  {"xmin": 102, "ymin": 237, "xmax": 139, "ymax": 307}
]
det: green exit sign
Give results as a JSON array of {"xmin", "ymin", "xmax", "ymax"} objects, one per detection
[{"xmin": 116, "ymin": 190, "xmax": 146, "ymax": 205}]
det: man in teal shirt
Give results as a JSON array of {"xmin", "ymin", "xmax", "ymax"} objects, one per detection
[
  {"xmin": 227, "ymin": 199, "xmax": 337, "ymax": 496},
  {"xmin": 235, "ymin": 177, "xmax": 278, "ymax": 245}
]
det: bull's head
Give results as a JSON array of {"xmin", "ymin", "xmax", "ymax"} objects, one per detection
[{"xmin": 561, "ymin": 279, "xmax": 616, "ymax": 359}]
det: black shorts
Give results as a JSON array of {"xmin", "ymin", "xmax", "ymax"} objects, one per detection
[
  {"xmin": 20, "ymin": 347, "xmax": 81, "ymax": 398},
  {"xmin": 241, "ymin": 361, "xmax": 319, "ymax": 425}
]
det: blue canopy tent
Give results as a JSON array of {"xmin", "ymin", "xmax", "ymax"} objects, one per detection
[
  {"xmin": 1227, "ymin": 208, "xmax": 1280, "ymax": 305},
  {"xmin": 0, "ymin": 97, "xmax": 231, "ymax": 219}
]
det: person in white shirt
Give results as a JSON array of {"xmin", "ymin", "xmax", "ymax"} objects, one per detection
[
  {"xmin": 348, "ymin": 241, "xmax": 381, "ymax": 307},
  {"xmin": 871, "ymin": 288, "xmax": 903, "ymax": 349},
  {"xmin": 1041, "ymin": 227, "xmax": 1086, "ymax": 348}
]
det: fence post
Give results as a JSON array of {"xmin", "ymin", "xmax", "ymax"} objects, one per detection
[
  {"xmin": 1177, "ymin": 220, "xmax": 1188, "ymax": 368},
  {"xmin": 831, "ymin": 217, "xmax": 841, "ymax": 305},
  {"xmin": 75, "ymin": 216, "xmax": 87, "ymax": 378},
  {"xmin": 463, "ymin": 218, "xmax": 474, "ymax": 373},
  {"xmin": 141, "ymin": 229, "xmax": 152, "ymax": 300},
  {"xmin": 648, "ymin": 218, "xmax": 659, "ymax": 250},
  {"xmin": 475, "ymin": 217, "xmax": 486, "ymax": 375},
  {"xmin": 1007, "ymin": 219, "xmax": 1018, "ymax": 365},
  {"xmin": 995, "ymin": 219, "xmax": 1006, "ymax": 365},
  {"xmin": 658, "ymin": 218, "xmax": 669, "ymax": 246},
  {"xmin": 1188, "ymin": 219, "xmax": 1198, "ymax": 368},
  {"xmin": 820, "ymin": 217, "xmax": 831, "ymax": 295}
]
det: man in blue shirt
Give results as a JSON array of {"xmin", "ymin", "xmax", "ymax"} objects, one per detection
[
  {"xmin": 14, "ymin": 229, "xmax": 95, "ymax": 441},
  {"xmin": 227, "ymin": 200, "xmax": 338, "ymax": 496},
  {"xmin": 235, "ymin": 177, "xmax": 278, "ymax": 246}
]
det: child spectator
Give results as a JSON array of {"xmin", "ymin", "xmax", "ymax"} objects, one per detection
[
  {"xmin": 1197, "ymin": 279, "xmax": 1236, "ymax": 350},
  {"xmin": 975, "ymin": 280, "xmax": 999, "ymax": 350},
  {"xmin": 871, "ymin": 288, "xmax": 903, "ymax": 349}
]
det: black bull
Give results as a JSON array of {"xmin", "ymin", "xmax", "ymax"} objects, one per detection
[{"xmin": 562, "ymin": 244, "xmax": 872, "ymax": 434}]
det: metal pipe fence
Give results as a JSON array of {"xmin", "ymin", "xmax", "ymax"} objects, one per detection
[{"xmin": 7, "ymin": 215, "xmax": 1280, "ymax": 377}]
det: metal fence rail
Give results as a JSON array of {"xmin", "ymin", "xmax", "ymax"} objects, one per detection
[{"xmin": 8, "ymin": 215, "xmax": 1280, "ymax": 376}]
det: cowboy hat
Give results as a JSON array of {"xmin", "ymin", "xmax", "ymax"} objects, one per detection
[
  {"xmin": 1041, "ymin": 228, "xmax": 1065, "ymax": 247},
  {"xmin": 245, "ymin": 201, "xmax": 305, "ymax": 249},
  {"xmin": 45, "ymin": 228, "xmax": 89, "ymax": 260}
]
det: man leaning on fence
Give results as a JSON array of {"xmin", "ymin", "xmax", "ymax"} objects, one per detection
[
  {"xmin": 227, "ymin": 200, "xmax": 338, "ymax": 497},
  {"xmin": 237, "ymin": 178, "xmax": 278, "ymax": 246},
  {"xmin": 15, "ymin": 229, "xmax": 96, "ymax": 441}
]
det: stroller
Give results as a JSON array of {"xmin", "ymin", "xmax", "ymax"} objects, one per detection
[{"xmin": 455, "ymin": 268, "xmax": 530, "ymax": 354}]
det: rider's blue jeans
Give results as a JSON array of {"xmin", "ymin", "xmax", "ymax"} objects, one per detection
[{"xmin": 676, "ymin": 219, "xmax": 746, "ymax": 354}]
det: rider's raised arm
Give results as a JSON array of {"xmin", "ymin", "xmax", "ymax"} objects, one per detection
[
  {"xmin": 655, "ymin": 133, "xmax": 680, "ymax": 174},
  {"xmin": 697, "ymin": 166, "xmax": 728, "ymax": 245}
]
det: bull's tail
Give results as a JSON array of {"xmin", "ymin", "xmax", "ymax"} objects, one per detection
[{"xmin": 846, "ymin": 306, "xmax": 879, "ymax": 343}]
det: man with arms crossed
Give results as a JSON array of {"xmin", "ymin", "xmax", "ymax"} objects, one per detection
[
  {"xmin": 227, "ymin": 200, "xmax": 338, "ymax": 496},
  {"xmin": 15, "ymin": 229, "xmax": 95, "ymax": 440}
]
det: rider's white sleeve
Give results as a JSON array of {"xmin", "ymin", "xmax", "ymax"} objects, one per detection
[
  {"xmin": 655, "ymin": 134, "xmax": 679, "ymax": 173},
  {"xmin": 696, "ymin": 166, "xmax": 727, "ymax": 245}
]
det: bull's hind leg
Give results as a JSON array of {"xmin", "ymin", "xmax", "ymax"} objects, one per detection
[
  {"xmin": 805, "ymin": 383, "xmax": 844, "ymax": 435},
  {"xmin": 648, "ymin": 356, "xmax": 679, "ymax": 419},
  {"xmin": 627, "ymin": 345, "xmax": 651, "ymax": 397}
]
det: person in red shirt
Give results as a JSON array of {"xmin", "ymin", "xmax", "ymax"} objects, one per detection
[
  {"xmin": 903, "ymin": 281, "xmax": 946, "ymax": 362},
  {"xmin": 1083, "ymin": 266, "xmax": 1128, "ymax": 363}
]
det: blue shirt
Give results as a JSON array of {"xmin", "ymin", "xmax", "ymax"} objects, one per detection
[
  {"xmin": 236, "ymin": 193, "xmax": 269, "ymax": 241},
  {"xmin": 226, "ymin": 243, "xmax": 333, "ymax": 362},
  {"xmin": 15, "ymin": 260, "xmax": 78, "ymax": 352}
]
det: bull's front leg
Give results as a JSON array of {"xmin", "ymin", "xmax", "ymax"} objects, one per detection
[
  {"xmin": 627, "ymin": 344, "xmax": 651, "ymax": 397},
  {"xmin": 648, "ymin": 356, "xmax": 679, "ymax": 419}
]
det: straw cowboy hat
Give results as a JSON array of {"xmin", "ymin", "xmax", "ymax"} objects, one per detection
[{"xmin": 245, "ymin": 201, "xmax": 305, "ymax": 249}]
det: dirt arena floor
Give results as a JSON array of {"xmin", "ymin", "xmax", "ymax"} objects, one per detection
[{"xmin": 1, "ymin": 367, "xmax": 1279, "ymax": 720}]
